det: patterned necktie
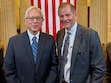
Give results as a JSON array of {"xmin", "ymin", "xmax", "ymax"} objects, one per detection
[
  {"xmin": 32, "ymin": 37, "xmax": 38, "ymax": 64},
  {"xmin": 60, "ymin": 32, "xmax": 71, "ymax": 82}
]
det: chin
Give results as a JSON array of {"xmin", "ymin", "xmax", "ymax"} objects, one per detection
[
  {"xmin": 33, "ymin": 30, "xmax": 39, "ymax": 32},
  {"xmin": 64, "ymin": 27, "xmax": 70, "ymax": 30}
]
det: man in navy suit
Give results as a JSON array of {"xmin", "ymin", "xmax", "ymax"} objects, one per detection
[
  {"xmin": 4, "ymin": 6, "xmax": 58, "ymax": 83},
  {"xmin": 56, "ymin": 2, "xmax": 106, "ymax": 83}
]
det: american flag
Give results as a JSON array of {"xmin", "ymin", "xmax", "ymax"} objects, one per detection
[{"xmin": 30, "ymin": 0, "xmax": 76, "ymax": 39}]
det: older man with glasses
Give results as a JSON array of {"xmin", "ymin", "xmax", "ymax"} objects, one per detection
[{"xmin": 4, "ymin": 6, "xmax": 58, "ymax": 83}]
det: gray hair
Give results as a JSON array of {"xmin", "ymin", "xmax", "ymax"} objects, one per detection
[{"xmin": 24, "ymin": 6, "xmax": 43, "ymax": 19}]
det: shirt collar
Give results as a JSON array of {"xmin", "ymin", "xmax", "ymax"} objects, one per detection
[
  {"xmin": 65, "ymin": 22, "xmax": 77, "ymax": 34},
  {"xmin": 27, "ymin": 29, "xmax": 40, "ymax": 42}
]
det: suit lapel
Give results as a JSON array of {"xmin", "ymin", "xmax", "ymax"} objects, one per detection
[
  {"xmin": 22, "ymin": 32, "xmax": 35, "ymax": 68},
  {"xmin": 70, "ymin": 24, "xmax": 83, "ymax": 73},
  {"xmin": 35, "ymin": 32, "xmax": 45, "ymax": 71},
  {"xmin": 57, "ymin": 29, "xmax": 65, "ymax": 69},
  {"xmin": 58, "ymin": 29, "xmax": 65, "ymax": 56}
]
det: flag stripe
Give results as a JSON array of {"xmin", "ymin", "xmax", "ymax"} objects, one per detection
[
  {"xmin": 34, "ymin": 0, "xmax": 37, "ymax": 7},
  {"xmin": 52, "ymin": 0, "xmax": 56, "ymax": 38},
  {"xmin": 70, "ymin": 0, "xmax": 74, "ymax": 5},
  {"xmin": 67, "ymin": 0, "xmax": 70, "ymax": 3},
  {"xmin": 31, "ymin": 0, "xmax": 34, "ymax": 5},
  {"xmin": 37, "ymin": 0, "xmax": 42, "ymax": 31},
  {"xmin": 56, "ymin": 0, "xmax": 60, "ymax": 33},
  {"xmin": 48, "ymin": 0, "xmax": 53, "ymax": 35},
  {"xmin": 38, "ymin": 0, "xmax": 41, "ymax": 8},
  {"xmin": 59, "ymin": 0, "xmax": 63, "ymax": 4},
  {"xmin": 59, "ymin": 0, "xmax": 63, "ymax": 29},
  {"xmin": 41, "ymin": 0, "xmax": 46, "ymax": 33},
  {"xmin": 45, "ymin": 0, "xmax": 49, "ymax": 34},
  {"xmin": 63, "ymin": 0, "xmax": 67, "ymax": 2},
  {"xmin": 74, "ymin": 0, "xmax": 76, "ymax": 9}
]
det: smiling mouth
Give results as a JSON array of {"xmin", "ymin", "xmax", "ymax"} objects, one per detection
[
  {"xmin": 32, "ymin": 25, "xmax": 37, "ymax": 26},
  {"xmin": 32, "ymin": 25, "xmax": 38, "ymax": 27},
  {"xmin": 63, "ymin": 22, "xmax": 70, "ymax": 25},
  {"xmin": 63, "ymin": 21, "xmax": 70, "ymax": 24}
]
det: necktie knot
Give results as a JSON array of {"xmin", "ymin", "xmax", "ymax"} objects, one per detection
[
  {"xmin": 64, "ymin": 32, "xmax": 71, "ymax": 43},
  {"xmin": 32, "ymin": 37, "xmax": 37, "ymax": 42},
  {"xmin": 66, "ymin": 31, "xmax": 71, "ymax": 39},
  {"xmin": 67, "ymin": 31, "xmax": 71, "ymax": 35}
]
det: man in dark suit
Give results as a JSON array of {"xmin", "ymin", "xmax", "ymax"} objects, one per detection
[
  {"xmin": 4, "ymin": 6, "xmax": 58, "ymax": 83},
  {"xmin": 104, "ymin": 42, "xmax": 111, "ymax": 83},
  {"xmin": 56, "ymin": 2, "xmax": 106, "ymax": 83}
]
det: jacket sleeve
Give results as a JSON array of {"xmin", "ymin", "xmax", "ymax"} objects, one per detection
[
  {"xmin": 90, "ymin": 31, "xmax": 106, "ymax": 83},
  {"xmin": 45, "ymin": 37, "xmax": 58, "ymax": 83},
  {"xmin": 4, "ymin": 38, "xmax": 20, "ymax": 83}
]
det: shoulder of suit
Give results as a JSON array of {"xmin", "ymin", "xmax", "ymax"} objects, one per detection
[
  {"xmin": 77, "ymin": 24, "xmax": 97, "ymax": 35},
  {"xmin": 40, "ymin": 32, "xmax": 53, "ymax": 37},
  {"xmin": 9, "ymin": 32, "xmax": 26, "ymax": 41},
  {"xmin": 57, "ymin": 28, "xmax": 65, "ymax": 35},
  {"xmin": 78, "ymin": 24, "xmax": 95, "ymax": 32},
  {"xmin": 39, "ymin": 32, "xmax": 54, "ymax": 40}
]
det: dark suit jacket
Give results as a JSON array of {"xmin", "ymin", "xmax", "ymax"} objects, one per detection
[
  {"xmin": 56, "ymin": 24, "xmax": 106, "ymax": 83},
  {"xmin": 104, "ymin": 42, "xmax": 111, "ymax": 83},
  {"xmin": 4, "ymin": 31, "xmax": 58, "ymax": 83}
]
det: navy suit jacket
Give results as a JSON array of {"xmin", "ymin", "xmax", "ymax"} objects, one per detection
[
  {"xmin": 4, "ymin": 31, "xmax": 58, "ymax": 83},
  {"xmin": 56, "ymin": 24, "xmax": 106, "ymax": 83}
]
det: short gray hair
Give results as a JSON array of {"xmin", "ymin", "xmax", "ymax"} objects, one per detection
[{"xmin": 24, "ymin": 6, "xmax": 43, "ymax": 19}]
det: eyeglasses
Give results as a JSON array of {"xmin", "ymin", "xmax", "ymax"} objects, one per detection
[{"xmin": 26, "ymin": 16, "xmax": 43, "ymax": 21}]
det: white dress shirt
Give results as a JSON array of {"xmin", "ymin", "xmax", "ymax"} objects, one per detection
[{"xmin": 61, "ymin": 22, "xmax": 77, "ymax": 83}]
